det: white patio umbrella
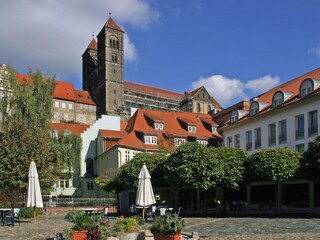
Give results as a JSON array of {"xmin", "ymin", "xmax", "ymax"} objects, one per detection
[
  {"xmin": 135, "ymin": 164, "xmax": 156, "ymax": 219},
  {"xmin": 26, "ymin": 161, "xmax": 43, "ymax": 223}
]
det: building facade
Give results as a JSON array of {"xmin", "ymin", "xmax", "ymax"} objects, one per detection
[
  {"xmin": 82, "ymin": 16, "xmax": 222, "ymax": 118},
  {"xmin": 214, "ymin": 67, "xmax": 320, "ymax": 213}
]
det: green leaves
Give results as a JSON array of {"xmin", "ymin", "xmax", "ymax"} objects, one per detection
[{"xmin": 246, "ymin": 148, "xmax": 301, "ymax": 182}]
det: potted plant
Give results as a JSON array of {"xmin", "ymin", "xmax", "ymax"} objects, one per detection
[
  {"xmin": 150, "ymin": 213, "xmax": 185, "ymax": 240},
  {"xmin": 113, "ymin": 217, "xmax": 142, "ymax": 240},
  {"xmin": 65, "ymin": 211, "xmax": 102, "ymax": 240}
]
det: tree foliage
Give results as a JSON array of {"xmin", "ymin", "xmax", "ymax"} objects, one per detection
[
  {"xmin": 99, "ymin": 151, "xmax": 168, "ymax": 192},
  {"xmin": 0, "ymin": 66, "xmax": 81, "ymax": 202},
  {"xmin": 246, "ymin": 148, "xmax": 301, "ymax": 182},
  {"xmin": 164, "ymin": 143, "xmax": 248, "ymax": 190},
  {"xmin": 300, "ymin": 135, "xmax": 320, "ymax": 181}
]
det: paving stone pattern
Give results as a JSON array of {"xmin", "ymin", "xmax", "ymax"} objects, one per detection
[{"xmin": 184, "ymin": 217, "xmax": 320, "ymax": 240}]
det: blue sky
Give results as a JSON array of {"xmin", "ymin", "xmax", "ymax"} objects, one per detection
[{"xmin": 1, "ymin": 0, "xmax": 320, "ymax": 108}]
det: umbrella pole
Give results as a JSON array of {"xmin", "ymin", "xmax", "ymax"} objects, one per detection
[{"xmin": 34, "ymin": 206, "xmax": 36, "ymax": 224}]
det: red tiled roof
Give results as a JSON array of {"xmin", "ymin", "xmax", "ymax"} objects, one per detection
[
  {"xmin": 105, "ymin": 16, "xmax": 124, "ymax": 33},
  {"xmin": 220, "ymin": 67, "xmax": 320, "ymax": 129},
  {"xmin": 74, "ymin": 89, "xmax": 95, "ymax": 105},
  {"xmin": 99, "ymin": 130, "xmax": 126, "ymax": 139},
  {"xmin": 87, "ymin": 38, "xmax": 97, "ymax": 50},
  {"xmin": 50, "ymin": 123, "xmax": 89, "ymax": 134},
  {"xmin": 124, "ymin": 81, "xmax": 184, "ymax": 101},
  {"xmin": 103, "ymin": 109, "xmax": 222, "ymax": 152},
  {"xmin": 16, "ymin": 73, "xmax": 31, "ymax": 84},
  {"xmin": 54, "ymin": 80, "xmax": 77, "ymax": 101}
]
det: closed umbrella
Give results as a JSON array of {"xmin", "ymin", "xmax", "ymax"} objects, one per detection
[
  {"xmin": 26, "ymin": 161, "xmax": 43, "ymax": 223},
  {"xmin": 135, "ymin": 164, "xmax": 156, "ymax": 218}
]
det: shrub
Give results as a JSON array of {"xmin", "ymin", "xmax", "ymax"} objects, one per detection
[
  {"xmin": 113, "ymin": 217, "xmax": 140, "ymax": 233},
  {"xmin": 19, "ymin": 207, "xmax": 41, "ymax": 218}
]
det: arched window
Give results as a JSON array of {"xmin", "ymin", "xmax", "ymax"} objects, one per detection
[
  {"xmin": 300, "ymin": 79, "xmax": 313, "ymax": 97},
  {"xmin": 272, "ymin": 91, "xmax": 284, "ymax": 108},
  {"xmin": 86, "ymin": 158, "xmax": 94, "ymax": 175},
  {"xmin": 231, "ymin": 111, "xmax": 239, "ymax": 123},
  {"xmin": 250, "ymin": 101, "xmax": 259, "ymax": 116},
  {"xmin": 197, "ymin": 103, "xmax": 201, "ymax": 113}
]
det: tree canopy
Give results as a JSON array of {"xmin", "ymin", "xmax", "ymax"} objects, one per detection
[
  {"xmin": 0, "ymin": 66, "xmax": 81, "ymax": 202},
  {"xmin": 300, "ymin": 135, "xmax": 320, "ymax": 181},
  {"xmin": 246, "ymin": 148, "xmax": 301, "ymax": 182},
  {"xmin": 164, "ymin": 143, "xmax": 248, "ymax": 190}
]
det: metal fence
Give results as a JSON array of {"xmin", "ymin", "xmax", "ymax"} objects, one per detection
[{"xmin": 45, "ymin": 197, "xmax": 117, "ymax": 208}]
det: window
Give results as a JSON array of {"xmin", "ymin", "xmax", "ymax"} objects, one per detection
[
  {"xmin": 296, "ymin": 144, "xmax": 305, "ymax": 153},
  {"xmin": 188, "ymin": 126, "xmax": 197, "ymax": 133},
  {"xmin": 308, "ymin": 110, "xmax": 318, "ymax": 136},
  {"xmin": 174, "ymin": 138, "xmax": 186, "ymax": 146},
  {"xmin": 246, "ymin": 130, "xmax": 252, "ymax": 150},
  {"xmin": 295, "ymin": 114, "xmax": 305, "ymax": 139},
  {"xmin": 64, "ymin": 130, "xmax": 71, "ymax": 136},
  {"xmin": 144, "ymin": 135, "xmax": 157, "ymax": 145},
  {"xmin": 86, "ymin": 158, "xmax": 94, "ymax": 175},
  {"xmin": 272, "ymin": 91, "xmax": 283, "ymax": 108},
  {"xmin": 279, "ymin": 120, "xmax": 287, "ymax": 143},
  {"xmin": 50, "ymin": 129, "xmax": 58, "ymax": 139},
  {"xmin": 231, "ymin": 111, "xmax": 238, "ymax": 123},
  {"xmin": 55, "ymin": 101, "xmax": 59, "ymax": 108},
  {"xmin": 62, "ymin": 102, "xmax": 66, "ymax": 108},
  {"xmin": 300, "ymin": 79, "xmax": 313, "ymax": 97},
  {"xmin": 155, "ymin": 123, "xmax": 164, "ymax": 130},
  {"xmin": 227, "ymin": 136, "xmax": 233, "ymax": 147},
  {"xmin": 196, "ymin": 140, "xmax": 207, "ymax": 145},
  {"xmin": 125, "ymin": 150, "xmax": 130, "ymax": 161},
  {"xmin": 234, "ymin": 134, "xmax": 240, "ymax": 148},
  {"xmin": 112, "ymin": 54, "xmax": 118, "ymax": 63},
  {"xmin": 63, "ymin": 114, "xmax": 69, "ymax": 121},
  {"xmin": 54, "ymin": 112, "xmax": 59, "ymax": 120},
  {"xmin": 254, "ymin": 128, "xmax": 261, "ymax": 149},
  {"xmin": 87, "ymin": 182, "xmax": 94, "ymax": 190},
  {"xmin": 250, "ymin": 102, "xmax": 259, "ymax": 116},
  {"xmin": 269, "ymin": 123, "xmax": 276, "ymax": 146},
  {"xmin": 197, "ymin": 103, "xmax": 201, "ymax": 113},
  {"xmin": 212, "ymin": 127, "xmax": 217, "ymax": 134},
  {"xmin": 68, "ymin": 103, "xmax": 73, "ymax": 110}
]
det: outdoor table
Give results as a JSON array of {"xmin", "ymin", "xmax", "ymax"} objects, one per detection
[
  {"xmin": 0, "ymin": 208, "xmax": 13, "ymax": 226},
  {"xmin": 82, "ymin": 208, "xmax": 98, "ymax": 216}
]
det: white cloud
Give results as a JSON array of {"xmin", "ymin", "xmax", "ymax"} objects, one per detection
[
  {"xmin": 245, "ymin": 75, "xmax": 280, "ymax": 93},
  {"xmin": 124, "ymin": 32, "xmax": 138, "ymax": 62},
  {"xmin": 308, "ymin": 46, "xmax": 320, "ymax": 57},
  {"xmin": 192, "ymin": 75, "xmax": 246, "ymax": 106},
  {"xmin": 192, "ymin": 74, "xmax": 280, "ymax": 107},
  {"xmin": 0, "ymin": 0, "xmax": 159, "ymax": 86}
]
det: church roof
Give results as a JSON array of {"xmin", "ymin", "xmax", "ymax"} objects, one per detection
[
  {"xmin": 105, "ymin": 16, "xmax": 124, "ymax": 32},
  {"xmin": 87, "ymin": 38, "xmax": 97, "ymax": 50}
]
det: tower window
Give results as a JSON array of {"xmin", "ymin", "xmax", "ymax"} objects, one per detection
[{"xmin": 112, "ymin": 54, "xmax": 118, "ymax": 63}]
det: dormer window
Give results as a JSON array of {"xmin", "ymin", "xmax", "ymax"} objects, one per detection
[
  {"xmin": 144, "ymin": 135, "xmax": 157, "ymax": 145},
  {"xmin": 300, "ymin": 78, "xmax": 320, "ymax": 97},
  {"xmin": 64, "ymin": 130, "xmax": 71, "ymax": 136},
  {"xmin": 272, "ymin": 91, "xmax": 283, "ymax": 108},
  {"xmin": 231, "ymin": 111, "xmax": 239, "ymax": 123},
  {"xmin": 154, "ymin": 123, "xmax": 164, "ymax": 130},
  {"xmin": 212, "ymin": 126, "xmax": 217, "ymax": 134},
  {"xmin": 188, "ymin": 126, "xmax": 197, "ymax": 133},
  {"xmin": 250, "ymin": 101, "xmax": 259, "ymax": 116}
]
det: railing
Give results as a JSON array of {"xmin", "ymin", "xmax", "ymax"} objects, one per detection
[
  {"xmin": 308, "ymin": 126, "xmax": 318, "ymax": 136},
  {"xmin": 295, "ymin": 129, "xmax": 304, "ymax": 139}
]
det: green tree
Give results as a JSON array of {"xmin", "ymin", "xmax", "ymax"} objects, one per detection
[
  {"xmin": 164, "ymin": 143, "xmax": 248, "ymax": 190},
  {"xmin": 246, "ymin": 148, "xmax": 301, "ymax": 214},
  {"xmin": 246, "ymin": 148, "xmax": 301, "ymax": 182},
  {"xmin": 0, "ymin": 66, "xmax": 80, "ymax": 204},
  {"xmin": 300, "ymin": 135, "xmax": 320, "ymax": 181},
  {"xmin": 97, "ymin": 151, "xmax": 168, "ymax": 192}
]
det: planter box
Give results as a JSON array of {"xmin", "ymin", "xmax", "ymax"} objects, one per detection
[
  {"xmin": 73, "ymin": 230, "xmax": 88, "ymax": 240},
  {"xmin": 153, "ymin": 233, "xmax": 181, "ymax": 240}
]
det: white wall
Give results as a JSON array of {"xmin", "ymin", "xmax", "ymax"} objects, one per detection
[{"xmin": 223, "ymin": 96, "xmax": 320, "ymax": 153}]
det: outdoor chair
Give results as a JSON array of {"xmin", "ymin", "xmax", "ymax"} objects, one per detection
[
  {"xmin": 102, "ymin": 207, "xmax": 109, "ymax": 221},
  {"xmin": 5, "ymin": 208, "xmax": 20, "ymax": 226}
]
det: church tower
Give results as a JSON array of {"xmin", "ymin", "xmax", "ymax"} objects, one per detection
[
  {"xmin": 92, "ymin": 16, "xmax": 124, "ymax": 115},
  {"xmin": 96, "ymin": 16, "xmax": 124, "ymax": 115}
]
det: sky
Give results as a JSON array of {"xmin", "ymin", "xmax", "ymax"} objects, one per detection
[{"xmin": 1, "ymin": 0, "xmax": 320, "ymax": 108}]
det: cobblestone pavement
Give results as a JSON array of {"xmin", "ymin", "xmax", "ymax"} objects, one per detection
[
  {"xmin": 1, "ymin": 215, "xmax": 320, "ymax": 240},
  {"xmin": 184, "ymin": 217, "xmax": 320, "ymax": 240}
]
